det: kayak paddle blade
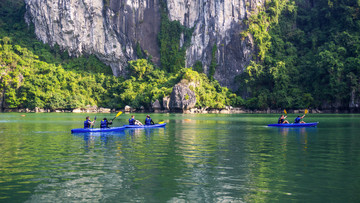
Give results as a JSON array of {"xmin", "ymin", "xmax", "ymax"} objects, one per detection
[
  {"xmin": 284, "ymin": 109, "xmax": 287, "ymax": 115},
  {"xmin": 115, "ymin": 111, "xmax": 123, "ymax": 118},
  {"xmin": 111, "ymin": 111, "xmax": 123, "ymax": 122},
  {"xmin": 305, "ymin": 109, "xmax": 308, "ymax": 114}
]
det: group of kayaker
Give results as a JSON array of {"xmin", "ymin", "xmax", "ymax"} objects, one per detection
[
  {"xmin": 128, "ymin": 115, "xmax": 154, "ymax": 125},
  {"xmin": 278, "ymin": 114, "xmax": 306, "ymax": 124},
  {"xmin": 84, "ymin": 115, "xmax": 155, "ymax": 129}
]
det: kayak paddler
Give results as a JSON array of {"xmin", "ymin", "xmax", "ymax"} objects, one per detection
[
  {"xmin": 84, "ymin": 116, "xmax": 95, "ymax": 128},
  {"xmin": 100, "ymin": 118, "xmax": 113, "ymax": 128},
  {"xmin": 145, "ymin": 115, "xmax": 155, "ymax": 125},
  {"xmin": 278, "ymin": 114, "xmax": 289, "ymax": 124},
  {"xmin": 129, "ymin": 115, "xmax": 143, "ymax": 125},
  {"xmin": 129, "ymin": 115, "xmax": 136, "ymax": 125},
  {"xmin": 294, "ymin": 115, "xmax": 306, "ymax": 124}
]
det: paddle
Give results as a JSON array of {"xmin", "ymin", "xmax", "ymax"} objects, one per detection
[
  {"xmin": 281, "ymin": 109, "xmax": 289, "ymax": 124},
  {"xmin": 302, "ymin": 109, "xmax": 308, "ymax": 121},
  {"xmin": 158, "ymin": 121, "xmax": 165, "ymax": 124},
  {"xmin": 92, "ymin": 116, "xmax": 97, "ymax": 128},
  {"xmin": 111, "ymin": 111, "xmax": 123, "ymax": 122}
]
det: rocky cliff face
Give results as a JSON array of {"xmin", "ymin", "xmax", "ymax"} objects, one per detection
[
  {"xmin": 169, "ymin": 83, "xmax": 196, "ymax": 110},
  {"xmin": 25, "ymin": 0, "xmax": 263, "ymax": 89},
  {"xmin": 24, "ymin": 0, "xmax": 161, "ymax": 76},
  {"xmin": 167, "ymin": 0, "xmax": 263, "ymax": 89}
]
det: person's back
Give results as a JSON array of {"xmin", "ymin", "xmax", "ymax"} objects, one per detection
[
  {"xmin": 145, "ymin": 115, "xmax": 154, "ymax": 125},
  {"xmin": 100, "ymin": 118, "xmax": 109, "ymax": 128},
  {"xmin": 145, "ymin": 117, "xmax": 151, "ymax": 125},
  {"xmin": 84, "ymin": 116, "xmax": 92, "ymax": 128},
  {"xmin": 294, "ymin": 114, "xmax": 305, "ymax": 123},
  {"xmin": 277, "ymin": 114, "xmax": 289, "ymax": 124},
  {"xmin": 84, "ymin": 120, "xmax": 90, "ymax": 128},
  {"xmin": 278, "ymin": 116, "xmax": 283, "ymax": 124},
  {"xmin": 129, "ymin": 116, "xmax": 135, "ymax": 125}
]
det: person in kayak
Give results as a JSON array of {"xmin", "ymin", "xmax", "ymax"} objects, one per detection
[
  {"xmin": 129, "ymin": 115, "xmax": 143, "ymax": 125},
  {"xmin": 145, "ymin": 115, "xmax": 155, "ymax": 125},
  {"xmin": 100, "ymin": 118, "xmax": 113, "ymax": 128},
  {"xmin": 129, "ymin": 115, "xmax": 136, "ymax": 125},
  {"xmin": 294, "ymin": 115, "xmax": 306, "ymax": 123},
  {"xmin": 278, "ymin": 115, "xmax": 289, "ymax": 124},
  {"xmin": 84, "ymin": 116, "xmax": 95, "ymax": 128}
]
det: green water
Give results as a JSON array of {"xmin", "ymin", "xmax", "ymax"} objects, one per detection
[{"xmin": 0, "ymin": 113, "xmax": 360, "ymax": 202}]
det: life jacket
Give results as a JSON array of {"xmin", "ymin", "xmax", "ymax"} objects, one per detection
[
  {"xmin": 84, "ymin": 120, "xmax": 91, "ymax": 128},
  {"xmin": 100, "ymin": 120, "xmax": 108, "ymax": 128},
  {"xmin": 294, "ymin": 117, "xmax": 301, "ymax": 123},
  {"xmin": 278, "ymin": 117, "xmax": 283, "ymax": 124},
  {"xmin": 145, "ymin": 117, "xmax": 152, "ymax": 125},
  {"xmin": 129, "ymin": 118, "xmax": 135, "ymax": 125}
]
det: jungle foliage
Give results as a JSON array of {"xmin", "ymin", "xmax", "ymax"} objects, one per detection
[
  {"xmin": 2, "ymin": 0, "xmax": 360, "ymax": 111},
  {"xmin": 0, "ymin": 37, "xmax": 235, "ymax": 110},
  {"xmin": 158, "ymin": 4, "xmax": 194, "ymax": 73},
  {"xmin": 239, "ymin": 0, "xmax": 360, "ymax": 110},
  {"xmin": 1, "ymin": 0, "xmax": 237, "ymax": 111}
]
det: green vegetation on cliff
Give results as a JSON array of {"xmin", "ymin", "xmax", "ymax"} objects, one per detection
[
  {"xmin": 0, "ymin": 37, "xmax": 234, "ymax": 110},
  {"xmin": 0, "ymin": 37, "xmax": 122, "ymax": 109},
  {"xmin": 158, "ymin": 5, "xmax": 193, "ymax": 73},
  {"xmin": 239, "ymin": 0, "xmax": 360, "ymax": 110},
  {"xmin": 2, "ymin": 0, "xmax": 360, "ymax": 111},
  {"xmin": 1, "ymin": 0, "xmax": 236, "ymax": 111}
]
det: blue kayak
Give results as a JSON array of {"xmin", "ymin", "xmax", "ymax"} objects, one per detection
[
  {"xmin": 123, "ymin": 123, "xmax": 167, "ymax": 128},
  {"xmin": 268, "ymin": 122, "xmax": 318, "ymax": 127},
  {"xmin": 71, "ymin": 126, "xmax": 126, "ymax": 133}
]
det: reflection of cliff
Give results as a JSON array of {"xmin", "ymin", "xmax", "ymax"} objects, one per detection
[
  {"xmin": 242, "ymin": 127, "xmax": 315, "ymax": 201},
  {"xmin": 120, "ymin": 127, "xmax": 184, "ymax": 202},
  {"xmin": 171, "ymin": 118, "xmax": 251, "ymax": 200}
]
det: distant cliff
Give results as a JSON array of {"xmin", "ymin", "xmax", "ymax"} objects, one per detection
[{"xmin": 24, "ymin": 0, "xmax": 264, "ymax": 90}]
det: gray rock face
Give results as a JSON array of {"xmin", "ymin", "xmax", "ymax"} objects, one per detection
[
  {"xmin": 169, "ymin": 83, "xmax": 196, "ymax": 110},
  {"xmin": 350, "ymin": 90, "xmax": 359, "ymax": 110},
  {"xmin": 152, "ymin": 99, "xmax": 161, "ymax": 110},
  {"xmin": 162, "ymin": 96, "xmax": 170, "ymax": 110},
  {"xmin": 24, "ymin": 0, "xmax": 161, "ymax": 76},
  {"xmin": 25, "ymin": 0, "xmax": 263, "ymax": 89},
  {"xmin": 124, "ymin": 105, "xmax": 131, "ymax": 112},
  {"xmin": 167, "ymin": 0, "xmax": 262, "ymax": 89}
]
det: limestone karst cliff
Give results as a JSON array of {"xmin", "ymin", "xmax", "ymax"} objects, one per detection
[{"xmin": 24, "ymin": 0, "xmax": 263, "ymax": 89}]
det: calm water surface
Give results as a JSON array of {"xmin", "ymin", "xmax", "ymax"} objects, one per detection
[{"xmin": 0, "ymin": 113, "xmax": 360, "ymax": 202}]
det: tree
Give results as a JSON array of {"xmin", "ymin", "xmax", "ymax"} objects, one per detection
[{"xmin": 128, "ymin": 59, "xmax": 154, "ymax": 79}]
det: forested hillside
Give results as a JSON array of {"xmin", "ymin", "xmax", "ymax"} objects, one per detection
[
  {"xmin": 238, "ymin": 0, "xmax": 360, "ymax": 110},
  {"xmin": 1, "ymin": 0, "xmax": 360, "ymax": 112},
  {"xmin": 0, "ymin": 0, "xmax": 236, "ymax": 111}
]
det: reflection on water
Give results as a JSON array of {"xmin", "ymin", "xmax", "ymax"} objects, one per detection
[{"xmin": 0, "ymin": 113, "xmax": 359, "ymax": 202}]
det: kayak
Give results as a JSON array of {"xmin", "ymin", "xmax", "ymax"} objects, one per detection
[
  {"xmin": 71, "ymin": 126, "xmax": 126, "ymax": 133},
  {"xmin": 122, "ymin": 123, "xmax": 167, "ymax": 128},
  {"xmin": 268, "ymin": 122, "xmax": 319, "ymax": 127}
]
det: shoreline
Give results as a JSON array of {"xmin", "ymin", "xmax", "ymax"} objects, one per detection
[{"xmin": 1, "ymin": 106, "xmax": 359, "ymax": 114}]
